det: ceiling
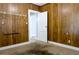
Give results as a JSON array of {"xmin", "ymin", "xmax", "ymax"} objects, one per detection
[{"xmin": 32, "ymin": 3, "xmax": 47, "ymax": 6}]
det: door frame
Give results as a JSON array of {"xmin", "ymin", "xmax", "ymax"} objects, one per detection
[
  {"xmin": 28, "ymin": 9, "xmax": 48, "ymax": 42},
  {"xmin": 28, "ymin": 9, "xmax": 39, "ymax": 42}
]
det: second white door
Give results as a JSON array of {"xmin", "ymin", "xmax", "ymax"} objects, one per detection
[{"xmin": 37, "ymin": 11, "xmax": 47, "ymax": 42}]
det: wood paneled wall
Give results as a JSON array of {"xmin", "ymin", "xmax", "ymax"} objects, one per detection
[
  {"xmin": 0, "ymin": 3, "xmax": 79, "ymax": 48},
  {"xmin": 39, "ymin": 3, "xmax": 79, "ymax": 47},
  {"xmin": 0, "ymin": 3, "xmax": 39, "ymax": 47}
]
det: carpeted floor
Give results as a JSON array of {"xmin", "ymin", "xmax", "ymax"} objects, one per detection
[
  {"xmin": 0, "ymin": 40, "xmax": 79, "ymax": 55},
  {"xmin": 15, "ymin": 43, "xmax": 54, "ymax": 55}
]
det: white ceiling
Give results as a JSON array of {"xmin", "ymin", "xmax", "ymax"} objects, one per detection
[{"xmin": 32, "ymin": 3, "xmax": 47, "ymax": 6}]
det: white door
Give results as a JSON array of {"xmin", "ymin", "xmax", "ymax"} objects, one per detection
[{"xmin": 37, "ymin": 11, "xmax": 48, "ymax": 42}]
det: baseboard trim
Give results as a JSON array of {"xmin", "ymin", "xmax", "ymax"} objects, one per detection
[
  {"xmin": 0, "ymin": 40, "xmax": 79, "ymax": 52},
  {"xmin": 0, "ymin": 41, "xmax": 30, "ymax": 51},
  {"xmin": 48, "ymin": 41, "xmax": 79, "ymax": 52}
]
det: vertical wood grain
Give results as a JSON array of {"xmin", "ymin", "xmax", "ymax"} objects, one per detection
[
  {"xmin": 0, "ymin": 3, "xmax": 39, "ymax": 47},
  {"xmin": 40, "ymin": 3, "xmax": 79, "ymax": 47}
]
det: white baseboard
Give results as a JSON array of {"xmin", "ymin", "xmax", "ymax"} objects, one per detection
[
  {"xmin": 48, "ymin": 41, "xmax": 79, "ymax": 52},
  {"xmin": 0, "ymin": 40, "xmax": 79, "ymax": 52},
  {"xmin": 0, "ymin": 41, "xmax": 30, "ymax": 51}
]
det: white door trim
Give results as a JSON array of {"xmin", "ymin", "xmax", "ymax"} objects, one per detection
[{"xmin": 28, "ymin": 9, "xmax": 39, "ymax": 42}]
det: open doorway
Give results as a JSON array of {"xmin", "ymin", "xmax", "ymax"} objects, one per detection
[{"xmin": 28, "ymin": 9, "xmax": 48, "ymax": 42}]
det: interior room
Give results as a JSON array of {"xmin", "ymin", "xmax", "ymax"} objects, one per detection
[{"xmin": 0, "ymin": 3, "xmax": 79, "ymax": 55}]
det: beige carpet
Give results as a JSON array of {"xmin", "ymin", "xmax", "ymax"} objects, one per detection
[{"xmin": 0, "ymin": 40, "xmax": 79, "ymax": 55}]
